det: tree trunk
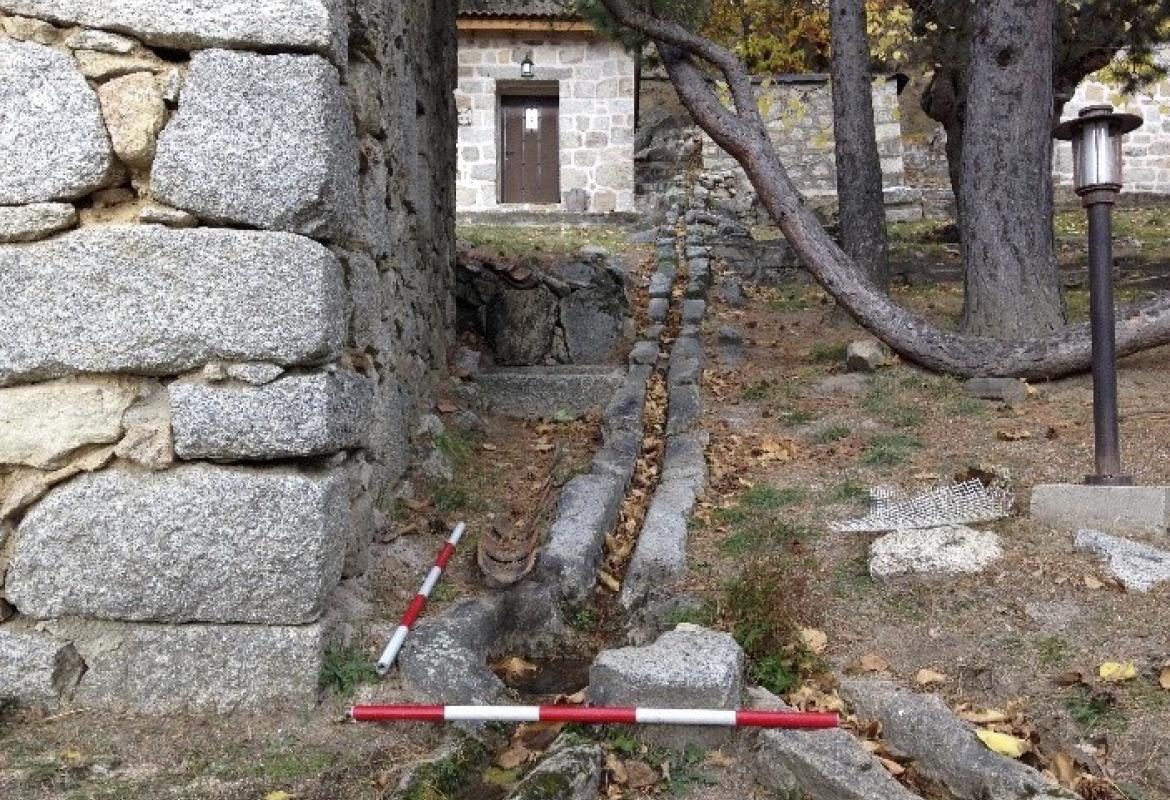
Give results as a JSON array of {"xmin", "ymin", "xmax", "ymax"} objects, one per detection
[
  {"xmin": 829, "ymin": 0, "xmax": 889, "ymax": 289},
  {"xmin": 958, "ymin": 0, "xmax": 1065, "ymax": 338},
  {"xmin": 919, "ymin": 66, "xmax": 965, "ymax": 200},
  {"xmin": 595, "ymin": 0, "xmax": 1170, "ymax": 379}
]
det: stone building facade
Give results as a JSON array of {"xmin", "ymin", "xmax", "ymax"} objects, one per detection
[
  {"xmin": 0, "ymin": 0, "xmax": 457, "ymax": 712},
  {"xmin": 455, "ymin": 2, "xmax": 637, "ymax": 214}
]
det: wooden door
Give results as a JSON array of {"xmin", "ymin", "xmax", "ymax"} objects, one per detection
[{"xmin": 500, "ymin": 94, "xmax": 559, "ymax": 204}]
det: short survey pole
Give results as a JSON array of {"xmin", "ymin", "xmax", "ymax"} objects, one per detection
[{"xmin": 1053, "ymin": 105, "xmax": 1142, "ymax": 486}]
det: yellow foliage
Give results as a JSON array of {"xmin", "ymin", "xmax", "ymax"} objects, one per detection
[{"xmin": 975, "ymin": 729, "xmax": 1029, "ymax": 758}]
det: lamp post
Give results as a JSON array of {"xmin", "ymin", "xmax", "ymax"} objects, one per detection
[{"xmin": 1053, "ymin": 104, "xmax": 1142, "ymax": 486}]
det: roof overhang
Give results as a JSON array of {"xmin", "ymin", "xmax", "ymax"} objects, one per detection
[{"xmin": 457, "ymin": 17, "xmax": 595, "ymax": 32}]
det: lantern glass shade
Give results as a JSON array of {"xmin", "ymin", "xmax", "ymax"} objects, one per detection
[
  {"xmin": 1072, "ymin": 119, "xmax": 1124, "ymax": 192},
  {"xmin": 520, "ymin": 55, "xmax": 534, "ymax": 78}
]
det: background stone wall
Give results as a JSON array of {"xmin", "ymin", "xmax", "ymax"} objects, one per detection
[
  {"xmin": 0, "ymin": 0, "xmax": 457, "ymax": 712},
  {"xmin": 455, "ymin": 31, "xmax": 636, "ymax": 213},
  {"xmin": 636, "ymin": 74, "xmax": 916, "ymax": 225}
]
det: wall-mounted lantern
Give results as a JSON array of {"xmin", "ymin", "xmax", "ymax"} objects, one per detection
[
  {"xmin": 1053, "ymin": 104, "xmax": 1143, "ymax": 485},
  {"xmin": 520, "ymin": 52, "xmax": 534, "ymax": 79}
]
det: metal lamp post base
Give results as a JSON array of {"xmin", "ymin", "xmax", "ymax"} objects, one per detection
[{"xmin": 1085, "ymin": 473, "xmax": 1134, "ymax": 486}]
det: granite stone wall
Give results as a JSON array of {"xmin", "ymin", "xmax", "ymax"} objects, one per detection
[
  {"xmin": 455, "ymin": 31, "xmax": 636, "ymax": 213},
  {"xmin": 0, "ymin": 0, "xmax": 457, "ymax": 712}
]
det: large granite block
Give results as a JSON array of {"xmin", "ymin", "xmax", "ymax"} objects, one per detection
[
  {"xmin": 0, "ymin": 226, "xmax": 345, "ymax": 385},
  {"xmin": 45, "ymin": 618, "xmax": 334, "ymax": 713},
  {"xmin": 0, "ymin": 39, "xmax": 113, "ymax": 203},
  {"xmin": 171, "ymin": 370, "xmax": 373, "ymax": 460},
  {"xmin": 0, "ymin": 627, "xmax": 84, "ymax": 709},
  {"xmin": 6, "ymin": 465, "xmax": 349, "ymax": 624},
  {"xmin": 153, "ymin": 49, "xmax": 359, "ymax": 240},
  {"xmin": 0, "ymin": 0, "xmax": 347, "ymax": 64}
]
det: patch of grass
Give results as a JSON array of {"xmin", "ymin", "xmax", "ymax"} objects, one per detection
[
  {"xmin": 431, "ymin": 483, "xmax": 472, "ymax": 512},
  {"xmin": 884, "ymin": 406, "xmax": 924, "ymax": 429},
  {"xmin": 740, "ymin": 485, "xmax": 806, "ymax": 510},
  {"xmin": 829, "ymin": 550, "xmax": 874, "ymax": 599},
  {"xmin": 252, "ymin": 751, "xmax": 333, "ymax": 782},
  {"xmin": 570, "ymin": 607, "xmax": 595, "ymax": 630},
  {"xmin": 742, "ymin": 380, "xmax": 776, "ymax": 401},
  {"xmin": 662, "ymin": 745, "xmax": 718, "ymax": 794},
  {"xmin": 430, "ymin": 582, "xmax": 458, "ymax": 603},
  {"xmin": 400, "ymin": 735, "xmax": 490, "ymax": 800},
  {"xmin": 435, "ymin": 430, "xmax": 474, "ymax": 466},
  {"xmin": 1035, "ymin": 636, "xmax": 1069, "ymax": 668},
  {"xmin": 822, "ymin": 479, "xmax": 870, "ymax": 506},
  {"xmin": 319, "ymin": 646, "xmax": 378, "ymax": 697},
  {"xmin": 665, "ymin": 603, "xmax": 717, "ymax": 628},
  {"xmin": 766, "ymin": 291, "xmax": 811, "ymax": 313},
  {"xmin": 808, "ymin": 342, "xmax": 847, "ymax": 364},
  {"xmin": 776, "ymin": 404, "xmax": 816, "ymax": 426},
  {"xmin": 948, "ymin": 396, "xmax": 988, "ymax": 417},
  {"xmin": 724, "ymin": 555, "xmax": 822, "ymax": 697},
  {"xmin": 1066, "ymin": 687, "xmax": 1127, "ymax": 732},
  {"xmin": 862, "ymin": 434, "xmax": 923, "ymax": 466},
  {"xmin": 457, "ymin": 223, "xmax": 630, "ymax": 259},
  {"xmin": 813, "ymin": 423, "xmax": 852, "ymax": 444}
]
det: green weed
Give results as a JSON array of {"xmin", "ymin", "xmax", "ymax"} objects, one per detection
[
  {"xmin": 814, "ymin": 423, "xmax": 852, "ymax": 444},
  {"xmin": 1066, "ymin": 687, "xmax": 1126, "ymax": 732},
  {"xmin": 862, "ymin": 434, "xmax": 923, "ymax": 466},
  {"xmin": 1035, "ymin": 636, "xmax": 1069, "ymax": 668},
  {"xmin": 318, "ymin": 646, "xmax": 378, "ymax": 697},
  {"xmin": 822, "ymin": 479, "xmax": 870, "ymax": 506},
  {"xmin": 431, "ymin": 483, "xmax": 472, "ymax": 512},
  {"xmin": 742, "ymin": 380, "xmax": 776, "ymax": 401},
  {"xmin": 808, "ymin": 342, "xmax": 847, "ymax": 364}
]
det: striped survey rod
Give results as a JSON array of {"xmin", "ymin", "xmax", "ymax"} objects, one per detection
[
  {"xmin": 349, "ymin": 704, "xmax": 838, "ymax": 729},
  {"xmin": 375, "ymin": 521, "xmax": 467, "ymax": 676}
]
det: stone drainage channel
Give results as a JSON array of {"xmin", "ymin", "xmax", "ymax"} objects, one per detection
[{"xmin": 378, "ymin": 208, "xmax": 1078, "ymax": 800}]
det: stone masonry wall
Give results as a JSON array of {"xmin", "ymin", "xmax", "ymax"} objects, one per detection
[
  {"xmin": 0, "ymin": 0, "xmax": 456, "ymax": 712},
  {"xmin": 455, "ymin": 30, "xmax": 636, "ymax": 213}
]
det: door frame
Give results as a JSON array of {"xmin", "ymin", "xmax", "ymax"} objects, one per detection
[{"xmin": 496, "ymin": 80, "xmax": 560, "ymax": 205}]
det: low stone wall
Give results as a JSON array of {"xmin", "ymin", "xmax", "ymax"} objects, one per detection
[{"xmin": 0, "ymin": 0, "xmax": 457, "ymax": 712}]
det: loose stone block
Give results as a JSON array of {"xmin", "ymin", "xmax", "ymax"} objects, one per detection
[
  {"xmin": 0, "ymin": 0, "xmax": 347, "ymax": 64},
  {"xmin": 171, "ymin": 370, "xmax": 373, "ymax": 460},
  {"xmin": 505, "ymin": 743, "xmax": 602, "ymax": 800},
  {"xmin": 44, "ymin": 618, "xmax": 334, "ymax": 713},
  {"xmin": 589, "ymin": 625, "xmax": 743, "ymax": 750},
  {"xmin": 963, "ymin": 376, "xmax": 1027, "ymax": 406},
  {"xmin": 6, "ymin": 464, "xmax": 349, "ymax": 624},
  {"xmin": 1075, "ymin": 529, "xmax": 1170, "ymax": 592},
  {"xmin": 0, "ymin": 628, "xmax": 84, "ymax": 709},
  {"xmin": 63, "ymin": 29, "xmax": 137, "ymax": 54},
  {"xmin": 0, "ymin": 377, "xmax": 139, "ymax": 469},
  {"xmin": 756, "ymin": 726, "xmax": 922, "ymax": 800},
  {"xmin": 0, "ymin": 39, "xmax": 113, "ymax": 204},
  {"xmin": 477, "ymin": 366, "xmax": 625, "ymax": 420},
  {"xmin": 620, "ymin": 479, "xmax": 698, "ymax": 608},
  {"xmin": 97, "ymin": 71, "xmax": 167, "ymax": 172},
  {"xmin": 869, "ymin": 526, "xmax": 1002, "ymax": 578},
  {"xmin": 841, "ymin": 678, "xmax": 1068, "ymax": 800},
  {"xmin": 153, "ymin": 49, "xmax": 359, "ymax": 240},
  {"xmin": 0, "ymin": 226, "xmax": 345, "ymax": 385},
  {"xmin": 0, "ymin": 202, "xmax": 76, "ymax": 243},
  {"xmin": 847, "ymin": 338, "xmax": 894, "ymax": 373},
  {"xmin": 1031, "ymin": 483, "xmax": 1170, "ymax": 542},
  {"xmin": 540, "ymin": 473, "xmax": 625, "ymax": 604}
]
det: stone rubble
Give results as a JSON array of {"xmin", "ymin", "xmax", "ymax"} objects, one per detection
[
  {"xmin": 0, "ymin": 202, "xmax": 77, "ymax": 243},
  {"xmin": 847, "ymin": 338, "xmax": 894, "ymax": 372},
  {"xmin": 869, "ymin": 525, "xmax": 1003, "ymax": 578}
]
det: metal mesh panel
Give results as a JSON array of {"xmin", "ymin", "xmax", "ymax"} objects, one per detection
[{"xmin": 830, "ymin": 479, "xmax": 1014, "ymax": 533}]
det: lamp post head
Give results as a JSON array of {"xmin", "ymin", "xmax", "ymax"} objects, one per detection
[
  {"xmin": 1053, "ymin": 104, "xmax": 1142, "ymax": 197},
  {"xmin": 520, "ymin": 53, "xmax": 534, "ymax": 79}
]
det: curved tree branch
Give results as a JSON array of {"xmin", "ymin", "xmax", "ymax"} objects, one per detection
[{"xmin": 604, "ymin": 0, "xmax": 1170, "ymax": 379}]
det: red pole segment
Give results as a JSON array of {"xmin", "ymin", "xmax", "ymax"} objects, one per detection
[
  {"xmin": 349, "ymin": 704, "xmax": 839, "ymax": 729},
  {"xmin": 375, "ymin": 522, "xmax": 467, "ymax": 676}
]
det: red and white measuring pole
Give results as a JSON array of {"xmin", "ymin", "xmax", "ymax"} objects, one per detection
[
  {"xmin": 349, "ymin": 704, "xmax": 838, "ymax": 729},
  {"xmin": 375, "ymin": 521, "xmax": 467, "ymax": 676}
]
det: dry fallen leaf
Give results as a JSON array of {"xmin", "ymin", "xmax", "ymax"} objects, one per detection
[
  {"xmin": 915, "ymin": 668, "xmax": 948, "ymax": 687},
  {"xmin": 705, "ymin": 750, "xmax": 735, "ymax": 768},
  {"xmin": 799, "ymin": 627, "xmax": 828, "ymax": 655},
  {"xmin": 1053, "ymin": 670, "xmax": 1086, "ymax": 687},
  {"xmin": 435, "ymin": 399, "xmax": 459, "ymax": 414},
  {"xmin": 492, "ymin": 656, "xmax": 538, "ymax": 682},
  {"xmin": 264, "ymin": 793, "xmax": 297, "ymax": 800},
  {"xmin": 859, "ymin": 653, "xmax": 889, "ymax": 673},
  {"xmin": 598, "ymin": 570, "xmax": 620, "ymax": 592},
  {"xmin": 1159, "ymin": 665, "xmax": 1170, "ymax": 690},
  {"xmin": 624, "ymin": 760, "xmax": 659, "ymax": 789},
  {"xmin": 1083, "ymin": 574, "xmax": 1104, "ymax": 590},
  {"xmin": 877, "ymin": 756, "xmax": 905, "ymax": 776},
  {"xmin": 958, "ymin": 708, "xmax": 1009, "ymax": 724},
  {"xmin": 975, "ymin": 729, "xmax": 1029, "ymax": 758},
  {"xmin": 996, "ymin": 428, "xmax": 1032, "ymax": 441},
  {"xmin": 1050, "ymin": 751, "xmax": 1080, "ymax": 789},
  {"xmin": 1098, "ymin": 661, "xmax": 1137, "ymax": 682},
  {"xmin": 495, "ymin": 744, "xmax": 532, "ymax": 769},
  {"xmin": 605, "ymin": 752, "xmax": 628, "ymax": 784}
]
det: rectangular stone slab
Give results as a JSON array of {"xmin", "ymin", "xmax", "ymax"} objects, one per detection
[
  {"xmin": 1031, "ymin": 483, "xmax": 1170, "ymax": 544},
  {"xmin": 170, "ymin": 370, "xmax": 373, "ymax": 460},
  {"xmin": 44, "ymin": 618, "xmax": 333, "ymax": 713},
  {"xmin": 0, "ymin": 226, "xmax": 345, "ymax": 385},
  {"xmin": 0, "ymin": 0, "xmax": 347, "ymax": 64},
  {"xmin": 5, "ymin": 464, "xmax": 348, "ymax": 624}
]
